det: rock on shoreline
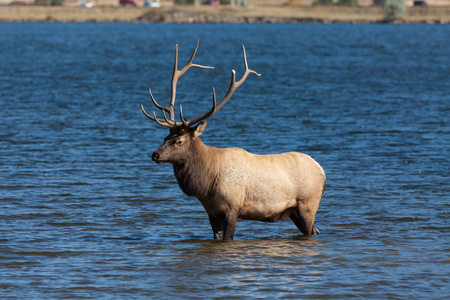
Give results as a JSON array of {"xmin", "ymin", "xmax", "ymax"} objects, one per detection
[{"xmin": 137, "ymin": 7, "xmax": 448, "ymax": 24}]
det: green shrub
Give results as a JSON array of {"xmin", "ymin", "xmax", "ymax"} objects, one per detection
[
  {"xmin": 313, "ymin": 0, "xmax": 334, "ymax": 5},
  {"xmin": 174, "ymin": 0, "xmax": 194, "ymax": 4},
  {"xmin": 380, "ymin": 0, "xmax": 406, "ymax": 21},
  {"xmin": 35, "ymin": 0, "xmax": 51, "ymax": 5},
  {"xmin": 337, "ymin": 0, "xmax": 357, "ymax": 5},
  {"xmin": 35, "ymin": 0, "xmax": 64, "ymax": 5}
]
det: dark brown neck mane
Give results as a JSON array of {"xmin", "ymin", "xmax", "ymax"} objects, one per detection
[{"xmin": 173, "ymin": 138, "xmax": 218, "ymax": 200}]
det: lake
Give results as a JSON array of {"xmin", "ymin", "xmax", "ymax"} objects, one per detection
[{"xmin": 0, "ymin": 23, "xmax": 449, "ymax": 299}]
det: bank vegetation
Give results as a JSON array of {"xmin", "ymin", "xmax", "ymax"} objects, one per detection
[{"xmin": 0, "ymin": 1, "xmax": 448, "ymax": 23}]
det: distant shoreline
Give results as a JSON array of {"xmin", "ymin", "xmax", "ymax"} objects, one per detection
[{"xmin": 0, "ymin": 5, "xmax": 448, "ymax": 24}]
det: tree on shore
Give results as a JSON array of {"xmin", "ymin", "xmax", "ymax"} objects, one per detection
[
  {"xmin": 379, "ymin": 0, "xmax": 406, "ymax": 22},
  {"xmin": 313, "ymin": 0, "xmax": 358, "ymax": 5},
  {"xmin": 35, "ymin": 0, "xmax": 64, "ymax": 5}
]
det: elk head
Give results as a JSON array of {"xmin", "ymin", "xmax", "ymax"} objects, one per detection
[{"xmin": 142, "ymin": 41, "xmax": 260, "ymax": 165}]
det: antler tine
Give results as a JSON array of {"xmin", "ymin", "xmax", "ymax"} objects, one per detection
[
  {"xmin": 148, "ymin": 88, "xmax": 166, "ymax": 111},
  {"xmin": 140, "ymin": 104, "xmax": 172, "ymax": 127},
  {"xmin": 141, "ymin": 89, "xmax": 175, "ymax": 127},
  {"xmin": 182, "ymin": 88, "xmax": 217, "ymax": 127},
  {"xmin": 215, "ymin": 45, "xmax": 261, "ymax": 111},
  {"xmin": 179, "ymin": 104, "xmax": 189, "ymax": 127},
  {"xmin": 181, "ymin": 45, "xmax": 260, "ymax": 126},
  {"xmin": 169, "ymin": 40, "xmax": 214, "ymax": 123},
  {"xmin": 162, "ymin": 109, "xmax": 177, "ymax": 126},
  {"xmin": 179, "ymin": 40, "xmax": 215, "ymax": 74}
]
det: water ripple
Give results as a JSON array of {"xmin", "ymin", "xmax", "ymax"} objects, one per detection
[{"xmin": 0, "ymin": 23, "xmax": 449, "ymax": 299}]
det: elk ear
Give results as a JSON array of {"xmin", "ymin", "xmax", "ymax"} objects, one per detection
[{"xmin": 193, "ymin": 121, "xmax": 207, "ymax": 137}]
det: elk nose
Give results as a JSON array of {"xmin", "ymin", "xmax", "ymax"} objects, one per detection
[{"xmin": 151, "ymin": 152, "xmax": 159, "ymax": 161}]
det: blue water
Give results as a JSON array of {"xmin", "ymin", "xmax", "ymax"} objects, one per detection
[{"xmin": 0, "ymin": 23, "xmax": 449, "ymax": 299}]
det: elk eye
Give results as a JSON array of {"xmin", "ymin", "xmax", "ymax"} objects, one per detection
[{"xmin": 176, "ymin": 140, "xmax": 183, "ymax": 145}]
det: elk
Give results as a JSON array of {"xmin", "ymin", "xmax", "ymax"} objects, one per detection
[{"xmin": 142, "ymin": 41, "xmax": 326, "ymax": 240}]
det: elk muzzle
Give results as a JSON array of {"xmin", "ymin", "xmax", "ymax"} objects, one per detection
[{"xmin": 151, "ymin": 151, "xmax": 164, "ymax": 164}]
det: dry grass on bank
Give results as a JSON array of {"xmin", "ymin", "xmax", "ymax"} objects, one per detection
[
  {"xmin": 0, "ymin": 6, "xmax": 149, "ymax": 22},
  {"xmin": 0, "ymin": 5, "xmax": 448, "ymax": 23},
  {"xmin": 156, "ymin": 5, "xmax": 387, "ymax": 23}
]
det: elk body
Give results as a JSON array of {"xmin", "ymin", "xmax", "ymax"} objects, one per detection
[{"xmin": 142, "ymin": 42, "xmax": 326, "ymax": 240}]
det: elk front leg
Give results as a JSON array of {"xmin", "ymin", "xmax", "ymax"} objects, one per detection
[
  {"xmin": 208, "ymin": 212, "xmax": 237, "ymax": 240},
  {"xmin": 208, "ymin": 214, "xmax": 224, "ymax": 240},
  {"xmin": 223, "ymin": 212, "xmax": 237, "ymax": 240}
]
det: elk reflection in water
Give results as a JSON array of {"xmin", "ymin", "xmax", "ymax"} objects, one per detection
[{"xmin": 154, "ymin": 238, "xmax": 326, "ymax": 294}]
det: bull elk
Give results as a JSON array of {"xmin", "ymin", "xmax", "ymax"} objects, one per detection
[{"xmin": 142, "ymin": 41, "xmax": 326, "ymax": 240}]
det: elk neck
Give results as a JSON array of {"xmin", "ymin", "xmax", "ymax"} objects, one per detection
[{"xmin": 172, "ymin": 137, "xmax": 220, "ymax": 200}]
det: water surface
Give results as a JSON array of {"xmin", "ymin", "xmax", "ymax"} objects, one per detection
[{"xmin": 0, "ymin": 23, "xmax": 449, "ymax": 299}]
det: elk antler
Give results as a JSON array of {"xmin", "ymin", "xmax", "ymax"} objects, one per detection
[
  {"xmin": 142, "ymin": 42, "xmax": 260, "ymax": 128},
  {"xmin": 180, "ymin": 45, "xmax": 261, "ymax": 127},
  {"xmin": 141, "ymin": 41, "xmax": 214, "ymax": 127}
]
